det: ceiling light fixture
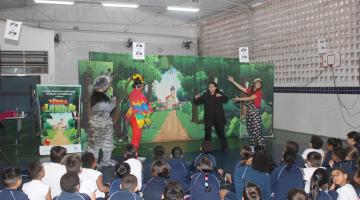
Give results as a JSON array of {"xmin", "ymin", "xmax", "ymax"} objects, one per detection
[
  {"xmin": 167, "ymin": 6, "xmax": 200, "ymax": 12},
  {"xmin": 102, "ymin": 2, "xmax": 139, "ymax": 8},
  {"xmin": 34, "ymin": 0, "xmax": 74, "ymax": 5}
]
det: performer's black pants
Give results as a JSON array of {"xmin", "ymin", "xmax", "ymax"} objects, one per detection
[{"xmin": 204, "ymin": 120, "xmax": 228, "ymax": 150}]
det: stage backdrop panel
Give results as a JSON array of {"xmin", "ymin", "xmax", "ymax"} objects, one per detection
[
  {"xmin": 83, "ymin": 53, "xmax": 273, "ymax": 143},
  {"xmin": 36, "ymin": 85, "xmax": 82, "ymax": 155}
]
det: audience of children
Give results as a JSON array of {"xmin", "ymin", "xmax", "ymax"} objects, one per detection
[
  {"xmin": 22, "ymin": 161, "xmax": 51, "ymax": 200},
  {"xmin": 4, "ymin": 132, "xmax": 360, "ymax": 200},
  {"xmin": 108, "ymin": 174, "xmax": 140, "ymax": 200}
]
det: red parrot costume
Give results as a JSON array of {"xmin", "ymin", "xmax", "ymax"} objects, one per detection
[{"xmin": 126, "ymin": 74, "xmax": 153, "ymax": 150}]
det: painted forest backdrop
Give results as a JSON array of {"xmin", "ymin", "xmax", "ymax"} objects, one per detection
[{"xmin": 78, "ymin": 53, "xmax": 274, "ymax": 143}]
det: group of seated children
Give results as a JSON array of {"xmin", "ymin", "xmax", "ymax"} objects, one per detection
[{"xmin": 2, "ymin": 131, "xmax": 360, "ymax": 200}]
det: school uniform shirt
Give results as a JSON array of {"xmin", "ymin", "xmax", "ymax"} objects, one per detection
[
  {"xmin": 190, "ymin": 172, "xmax": 220, "ymax": 200},
  {"xmin": 353, "ymin": 184, "xmax": 360, "ymax": 197},
  {"xmin": 295, "ymin": 154, "xmax": 306, "ymax": 168},
  {"xmin": 333, "ymin": 161, "xmax": 355, "ymax": 178},
  {"xmin": 22, "ymin": 179, "xmax": 50, "ymax": 200},
  {"xmin": 303, "ymin": 167, "xmax": 323, "ymax": 193},
  {"xmin": 53, "ymin": 192, "xmax": 90, "ymax": 200},
  {"xmin": 0, "ymin": 188, "xmax": 29, "ymax": 200},
  {"xmin": 336, "ymin": 183, "xmax": 358, "ymax": 200},
  {"xmin": 108, "ymin": 189, "xmax": 141, "ymax": 200},
  {"xmin": 78, "ymin": 173, "xmax": 97, "ymax": 198},
  {"xmin": 42, "ymin": 162, "xmax": 67, "ymax": 198},
  {"xmin": 315, "ymin": 190, "xmax": 338, "ymax": 200},
  {"xmin": 323, "ymin": 150, "xmax": 333, "ymax": 170},
  {"xmin": 302, "ymin": 148, "xmax": 325, "ymax": 161},
  {"xmin": 81, "ymin": 168, "xmax": 105, "ymax": 198},
  {"xmin": 142, "ymin": 177, "xmax": 168, "ymax": 200},
  {"xmin": 109, "ymin": 178, "xmax": 122, "ymax": 196},
  {"xmin": 279, "ymin": 155, "xmax": 305, "ymax": 169},
  {"xmin": 191, "ymin": 153, "xmax": 216, "ymax": 173},
  {"xmin": 344, "ymin": 160, "xmax": 357, "ymax": 172},
  {"xmin": 234, "ymin": 166, "xmax": 271, "ymax": 200},
  {"xmin": 168, "ymin": 158, "xmax": 191, "ymax": 192},
  {"xmin": 124, "ymin": 158, "xmax": 143, "ymax": 189},
  {"xmin": 271, "ymin": 165, "xmax": 304, "ymax": 200},
  {"xmin": 354, "ymin": 143, "xmax": 360, "ymax": 156}
]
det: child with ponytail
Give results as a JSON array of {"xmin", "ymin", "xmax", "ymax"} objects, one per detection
[
  {"xmin": 236, "ymin": 145, "xmax": 253, "ymax": 168},
  {"xmin": 234, "ymin": 151, "xmax": 272, "ymax": 200},
  {"xmin": 109, "ymin": 162, "xmax": 131, "ymax": 196},
  {"xmin": 190, "ymin": 157, "xmax": 220, "ymax": 200},
  {"xmin": 271, "ymin": 151, "xmax": 304, "ymax": 200},
  {"xmin": 309, "ymin": 168, "xmax": 338, "ymax": 200}
]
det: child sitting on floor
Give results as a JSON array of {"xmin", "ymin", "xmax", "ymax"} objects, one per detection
[
  {"xmin": 0, "ymin": 167, "xmax": 29, "ymax": 200},
  {"xmin": 108, "ymin": 174, "xmax": 140, "ymax": 200},
  {"xmin": 23, "ymin": 161, "xmax": 51, "ymax": 200}
]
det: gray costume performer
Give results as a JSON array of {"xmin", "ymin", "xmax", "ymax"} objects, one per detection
[{"xmin": 87, "ymin": 75, "xmax": 117, "ymax": 167}]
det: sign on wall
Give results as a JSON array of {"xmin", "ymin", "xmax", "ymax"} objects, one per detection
[
  {"xmin": 318, "ymin": 39, "xmax": 327, "ymax": 54},
  {"xmin": 133, "ymin": 42, "xmax": 145, "ymax": 60},
  {"xmin": 36, "ymin": 85, "xmax": 82, "ymax": 155},
  {"xmin": 239, "ymin": 47, "xmax": 249, "ymax": 63},
  {"xmin": 4, "ymin": 19, "xmax": 22, "ymax": 41}
]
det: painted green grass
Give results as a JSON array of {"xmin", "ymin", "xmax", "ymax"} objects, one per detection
[
  {"xmin": 63, "ymin": 129, "xmax": 80, "ymax": 144},
  {"xmin": 127, "ymin": 111, "xmax": 170, "ymax": 143},
  {"xmin": 176, "ymin": 111, "xmax": 203, "ymax": 139}
]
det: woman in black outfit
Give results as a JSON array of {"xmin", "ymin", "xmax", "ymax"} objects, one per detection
[{"xmin": 194, "ymin": 82, "xmax": 229, "ymax": 151}]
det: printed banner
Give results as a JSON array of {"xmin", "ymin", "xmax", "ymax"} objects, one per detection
[{"xmin": 36, "ymin": 85, "xmax": 82, "ymax": 155}]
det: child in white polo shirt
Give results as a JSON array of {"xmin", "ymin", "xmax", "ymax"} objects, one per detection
[{"xmin": 23, "ymin": 161, "xmax": 51, "ymax": 200}]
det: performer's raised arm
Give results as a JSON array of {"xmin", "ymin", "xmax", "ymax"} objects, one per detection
[{"xmin": 227, "ymin": 76, "xmax": 248, "ymax": 94}]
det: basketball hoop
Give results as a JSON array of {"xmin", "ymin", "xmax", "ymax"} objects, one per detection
[{"xmin": 322, "ymin": 52, "xmax": 341, "ymax": 68}]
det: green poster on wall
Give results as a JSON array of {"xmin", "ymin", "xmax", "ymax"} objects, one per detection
[{"xmin": 36, "ymin": 85, "xmax": 82, "ymax": 155}]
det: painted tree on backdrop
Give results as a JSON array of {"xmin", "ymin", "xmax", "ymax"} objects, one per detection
[
  {"xmin": 81, "ymin": 65, "xmax": 94, "ymax": 131},
  {"xmin": 168, "ymin": 56, "xmax": 201, "ymax": 123}
]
